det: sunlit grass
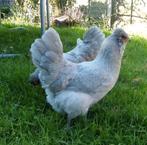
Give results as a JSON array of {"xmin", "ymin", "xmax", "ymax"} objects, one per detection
[{"xmin": 0, "ymin": 23, "xmax": 147, "ymax": 145}]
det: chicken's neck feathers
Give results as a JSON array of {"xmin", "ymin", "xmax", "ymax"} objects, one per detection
[{"xmin": 94, "ymin": 37, "xmax": 123, "ymax": 75}]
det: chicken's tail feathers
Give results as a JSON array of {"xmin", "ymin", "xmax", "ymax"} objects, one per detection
[
  {"xmin": 30, "ymin": 28, "xmax": 63, "ymax": 72},
  {"xmin": 65, "ymin": 26, "xmax": 105, "ymax": 62},
  {"xmin": 74, "ymin": 26, "xmax": 105, "ymax": 61},
  {"xmin": 83, "ymin": 26, "xmax": 105, "ymax": 46}
]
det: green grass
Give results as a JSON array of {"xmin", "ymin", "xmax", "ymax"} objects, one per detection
[{"xmin": 0, "ymin": 23, "xmax": 147, "ymax": 145}]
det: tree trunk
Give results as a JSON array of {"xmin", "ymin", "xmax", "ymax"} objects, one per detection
[
  {"xmin": 17, "ymin": 0, "xmax": 24, "ymax": 6},
  {"xmin": 130, "ymin": 0, "xmax": 133, "ymax": 24},
  {"xmin": 88, "ymin": 0, "xmax": 91, "ymax": 21},
  {"xmin": 110, "ymin": 0, "xmax": 116, "ymax": 28}
]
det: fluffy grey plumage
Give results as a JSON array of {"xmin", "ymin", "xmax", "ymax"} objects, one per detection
[
  {"xmin": 64, "ymin": 26, "xmax": 105, "ymax": 62},
  {"xmin": 29, "ymin": 26, "xmax": 105, "ymax": 85},
  {"xmin": 30, "ymin": 27, "xmax": 128, "ymax": 126}
]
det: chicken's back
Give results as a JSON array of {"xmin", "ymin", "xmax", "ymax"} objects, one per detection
[{"xmin": 67, "ymin": 61, "xmax": 114, "ymax": 98}]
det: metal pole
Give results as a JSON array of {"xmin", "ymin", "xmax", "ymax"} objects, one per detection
[
  {"xmin": 0, "ymin": 9, "xmax": 1, "ymax": 24},
  {"xmin": 46, "ymin": 0, "xmax": 50, "ymax": 28},
  {"xmin": 107, "ymin": 0, "xmax": 111, "ymax": 28},
  {"xmin": 40, "ymin": 0, "xmax": 46, "ymax": 35}
]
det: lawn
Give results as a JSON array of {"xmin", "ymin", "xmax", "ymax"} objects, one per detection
[{"xmin": 0, "ymin": 24, "xmax": 147, "ymax": 145}]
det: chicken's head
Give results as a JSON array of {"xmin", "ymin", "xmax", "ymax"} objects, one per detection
[{"xmin": 113, "ymin": 28, "xmax": 129, "ymax": 46}]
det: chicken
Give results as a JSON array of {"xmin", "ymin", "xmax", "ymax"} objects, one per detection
[
  {"xmin": 29, "ymin": 26, "xmax": 105, "ymax": 85},
  {"xmin": 30, "ymin": 27, "xmax": 129, "ymax": 127}
]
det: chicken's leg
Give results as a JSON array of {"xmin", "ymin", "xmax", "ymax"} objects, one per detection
[
  {"xmin": 67, "ymin": 114, "xmax": 72, "ymax": 129},
  {"xmin": 83, "ymin": 113, "xmax": 88, "ymax": 125}
]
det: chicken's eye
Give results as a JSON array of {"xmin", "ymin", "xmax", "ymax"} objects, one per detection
[{"xmin": 121, "ymin": 35, "xmax": 128, "ymax": 41}]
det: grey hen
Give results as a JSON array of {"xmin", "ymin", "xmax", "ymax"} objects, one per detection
[
  {"xmin": 29, "ymin": 26, "xmax": 105, "ymax": 85},
  {"xmin": 30, "ymin": 27, "xmax": 129, "ymax": 127}
]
